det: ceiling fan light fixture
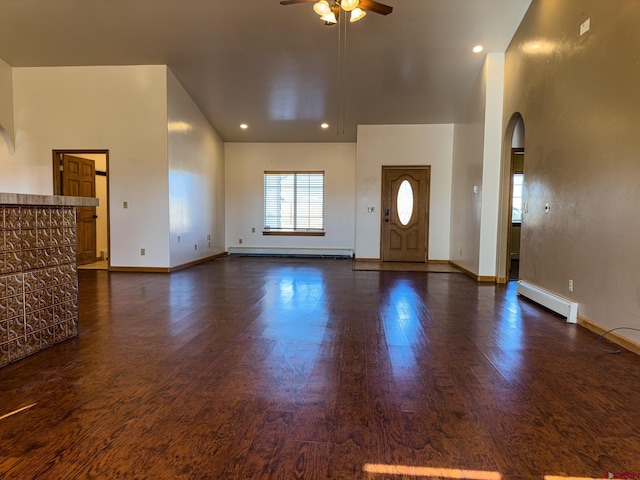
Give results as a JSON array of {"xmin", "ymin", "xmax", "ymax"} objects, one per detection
[
  {"xmin": 313, "ymin": 0, "xmax": 332, "ymax": 16},
  {"xmin": 340, "ymin": 0, "xmax": 360, "ymax": 12},
  {"xmin": 350, "ymin": 7, "xmax": 366, "ymax": 22},
  {"xmin": 320, "ymin": 11, "xmax": 338, "ymax": 23}
]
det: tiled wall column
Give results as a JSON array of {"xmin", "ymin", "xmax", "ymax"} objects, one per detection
[{"xmin": 0, "ymin": 205, "xmax": 79, "ymax": 367}]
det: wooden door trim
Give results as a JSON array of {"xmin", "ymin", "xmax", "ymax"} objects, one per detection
[
  {"xmin": 52, "ymin": 149, "xmax": 110, "ymax": 268},
  {"xmin": 53, "ymin": 149, "xmax": 109, "ymax": 194},
  {"xmin": 380, "ymin": 165, "xmax": 431, "ymax": 262},
  {"xmin": 506, "ymin": 148, "xmax": 524, "ymax": 280}
]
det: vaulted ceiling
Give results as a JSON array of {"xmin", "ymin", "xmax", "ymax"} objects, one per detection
[{"xmin": 0, "ymin": 0, "xmax": 531, "ymax": 142}]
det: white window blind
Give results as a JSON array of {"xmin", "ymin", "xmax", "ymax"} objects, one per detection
[{"xmin": 264, "ymin": 172, "xmax": 324, "ymax": 232}]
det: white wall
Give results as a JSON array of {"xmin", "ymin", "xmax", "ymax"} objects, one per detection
[
  {"xmin": 225, "ymin": 143, "xmax": 356, "ymax": 255},
  {"xmin": 450, "ymin": 53, "xmax": 505, "ymax": 277},
  {"xmin": 4, "ymin": 65, "xmax": 170, "ymax": 268},
  {"xmin": 450, "ymin": 68, "xmax": 486, "ymax": 273},
  {"xmin": 355, "ymin": 125, "xmax": 453, "ymax": 260},
  {"xmin": 478, "ymin": 53, "xmax": 505, "ymax": 277},
  {"xmin": 167, "ymin": 69, "xmax": 225, "ymax": 268},
  {"xmin": 0, "ymin": 57, "xmax": 14, "ymax": 154}
]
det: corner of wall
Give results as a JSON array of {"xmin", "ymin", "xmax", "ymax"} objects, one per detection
[
  {"xmin": 0, "ymin": 57, "xmax": 15, "ymax": 154},
  {"xmin": 478, "ymin": 52, "xmax": 506, "ymax": 277}
]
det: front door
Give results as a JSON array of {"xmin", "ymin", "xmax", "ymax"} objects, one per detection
[
  {"xmin": 381, "ymin": 167, "xmax": 429, "ymax": 262},
  {"xmin": 62, "ymin": 155, "xmax": 97, "ymax": 265}
]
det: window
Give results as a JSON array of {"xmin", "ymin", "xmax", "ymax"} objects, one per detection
[
  {"xmin": 396, "ymin": 180, "xmax": 414, "ymax": 226},
  {"xmin": 264, "ymin": 172, "xmax": 325, "ymax": 236},
  {"xmin": 512, "ymin": 173, "xmax": 524, "ymax": 223}
]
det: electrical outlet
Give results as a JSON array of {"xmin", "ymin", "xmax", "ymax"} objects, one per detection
[
  {"xmin": 123, "ymin": 201, "xmax": 128, "ymax": 209},
  {"xmin": 177, "ymin": 235, "xmax": 180, "ymax": 243},
  {"xmin": 207, "ymin": 234, "xmax": 211, "ymax": 240},
  {"xmin": 140, "ymin": 248, "xmax": 145, "ymax": 256},
  {"xmin": 569, "ymin": 279, "xmax": 574, "ymax": 292},
  {"xmin": 208, "ymin": 242, "xmax": 211, "ymax": 248},
  {"xmin": 252, "ymin": 227, "xmax": 256, "ymax": 233},
  {"xmin": 239, "ymin": 238, "xmax": 243, "ymax": 244},
  {"xmin": 194, "ymin": 244, "xmax": 197, "ymax": 251}
]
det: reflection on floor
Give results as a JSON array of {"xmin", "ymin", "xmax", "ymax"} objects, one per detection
[
  {"xmin": 77, "ymin": 260, "xmax": 108, "ymax": 270},
  {"xmin": 353, "ymin": 260, "xmax": 462, "ymax": 273},
  {"xmin": 510, "ymin": 259, "xmax": 520, "ymax": 280},
  {"xmin": 2, "ymin": 257, "xmax": 639, "ymax": 478}
]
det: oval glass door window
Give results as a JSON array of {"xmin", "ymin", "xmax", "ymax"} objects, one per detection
[{"xmin": 397, "ymin": 180, "xmax": 414, "ymax": 225}]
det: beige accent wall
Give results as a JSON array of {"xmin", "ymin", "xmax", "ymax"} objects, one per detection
[{"xmin": 502, "ymin": 0, "xmax": 640, "ymax": 342}]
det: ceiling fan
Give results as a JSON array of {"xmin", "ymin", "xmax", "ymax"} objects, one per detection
[{"xmin": 280, "ymin": 0, "xmax": 393, "ymax": 24}]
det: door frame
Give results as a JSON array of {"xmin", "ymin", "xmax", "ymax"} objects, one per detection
[
  {"xmin": 52, "ymin": 149, "xmax": 110, "ymax": 268},
  {"xmin": 506, "ymin": 148, "xmax": 524, "ymax": 281},
  {"xmin": 380, "ymin": 165, "xmax": 431, "ymax": 262}
]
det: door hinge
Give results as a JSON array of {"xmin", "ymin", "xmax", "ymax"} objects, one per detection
[{"xmin": 59, "ymin": 165, "xmax": 64, "ymax": 171}]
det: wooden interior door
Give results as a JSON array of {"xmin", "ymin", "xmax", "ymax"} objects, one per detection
[
  {"xmin": 63, "ymin": 155, "xmax": 97, "ymax": 265},
  {"xmin": 381, "ymin": 167, "xmax": 429, "ymax": 262}
]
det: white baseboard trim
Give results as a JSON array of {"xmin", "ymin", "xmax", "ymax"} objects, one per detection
[{"xmin": 228, "ymin": 246, "xmax": 353, "ymax": 258}]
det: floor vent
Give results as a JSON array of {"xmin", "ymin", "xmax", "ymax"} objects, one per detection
[{"xmin": 516, "ymin": 280, "xmax": 578, "ymax": 323}]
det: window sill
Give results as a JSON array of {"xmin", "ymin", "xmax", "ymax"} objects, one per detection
[{"xmin": 263, "ymin": 231, "xmax": 325, "ymax": 237}]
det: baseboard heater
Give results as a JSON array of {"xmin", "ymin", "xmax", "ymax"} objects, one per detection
[
  {"xmin": 228, "ymin": 246, "xmax": 353, "ymax": 258},
  {"xmin": 516, "ymin": 280, "xmax": 578, "ymax": 323}
]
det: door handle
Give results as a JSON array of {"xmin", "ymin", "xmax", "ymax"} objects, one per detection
[
  {"xmin": 384, "ymin": 208, "xmax": 389, "ymax": 216},
  {"xmin": 93, "ymin": 214, "xmax": 98, "ymax": 219}
]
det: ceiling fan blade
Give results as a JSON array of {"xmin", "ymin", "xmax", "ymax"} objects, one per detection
[
  {"xmin": 358, "ymin": 0, "xmax": 393, "ymax": 15},
  {"xmin": 280, "ymin": 0, "xmax": 316, "ymax": 5}
]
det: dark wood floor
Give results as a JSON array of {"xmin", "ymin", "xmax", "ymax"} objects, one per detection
[{"xmin": 1, "ymin": 257, "xmax": 640, "ymax": 479}]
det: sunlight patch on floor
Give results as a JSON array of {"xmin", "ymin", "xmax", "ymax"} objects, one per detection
[
  {"xmin": 0, "ymin": 403, "xmax": 37, "ymax": 421},
  {"xmin": 361, "ymin": 466, "xmax": 613, "ymax": 480},
  {"xmin": 363, "ymin": 464, "xmax": 501, "ymax": 479},
  {"xmin": 545, "ymin": 476, "xmax": 614, "ymax": 480}
]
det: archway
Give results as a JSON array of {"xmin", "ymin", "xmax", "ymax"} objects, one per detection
[{"xmin": 496, "ymin": 113, "xmax": 525, "ymax": 282}]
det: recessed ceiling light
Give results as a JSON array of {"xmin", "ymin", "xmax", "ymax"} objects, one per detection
[
  {"xmin": 473, "ymin": 45, "xmax": 484, "ymax": 53},
  {"xmin": 321, "ymin": 123, "xmax": 330, "ymax": 129},
  {"xmin": 240, "ymin": 123, "xmax": 248, "ymax": 129}
]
